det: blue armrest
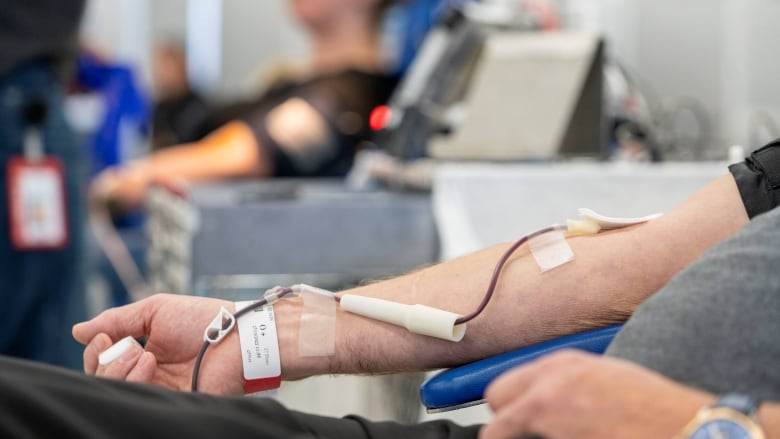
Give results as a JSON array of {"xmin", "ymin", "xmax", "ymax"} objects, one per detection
[{"xmin": 420, "ymin": 325, "xmax": 623, "ymax": 412}]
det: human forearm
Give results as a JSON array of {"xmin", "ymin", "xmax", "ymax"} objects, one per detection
[
  {"xmin": 275, "ymin": 174, "xmax": 749, "ymax": 378},
  {"xmin": 74, "ymin": 175, "xmax": 750, "ymax": 393},
  {"xmin": 143, "ymin": 121, "xmax": 270, "ymax": 183},
  {"xmin": 92, "ymin": 121, "xmax": 271, "ymax": 210}
]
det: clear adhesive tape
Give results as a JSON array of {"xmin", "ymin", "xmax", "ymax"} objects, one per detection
[
  {"xmin": 528, "ymin": 229, "xmax": 574, "ymax": 272},
  {"xmin": 295, "ymin": 284, "xmax": 337, "ymax": 357}
]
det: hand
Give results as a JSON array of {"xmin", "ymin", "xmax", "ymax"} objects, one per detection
[
  {"xmin": 480, "ymin": 350, "xmax": 713, "ymax": 439},
  {"xmin": 73, "ymin": 294, "xmax": 244, "ymax": 395},
  {"xmin": 90, "ymin": 162, "xmax": 152, "ymax": 211}
]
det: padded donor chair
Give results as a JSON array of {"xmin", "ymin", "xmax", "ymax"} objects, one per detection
[{"xmin": 420, "ymin": 325, "xmax": 623, "ymax": 412}]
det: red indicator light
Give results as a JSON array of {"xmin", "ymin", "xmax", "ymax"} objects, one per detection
[{"xmin": 369, "ymin": 105, "xmax": 392, "ymax": 131}]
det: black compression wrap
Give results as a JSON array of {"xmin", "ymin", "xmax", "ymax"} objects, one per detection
[{"xmin": 729, "ymin": 139, "xmax": 780, "ymax": 218}]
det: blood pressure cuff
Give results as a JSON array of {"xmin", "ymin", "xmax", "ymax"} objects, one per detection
[{"xmin": 729, "ymin": 139, "xmax": 780, "ymax": 218}]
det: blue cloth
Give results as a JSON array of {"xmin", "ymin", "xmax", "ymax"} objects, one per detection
[
  {"xmin": 76, "ymin": 53, "xmax": 150, "ymax": 175},
  {"xmin": 390, "ymin": 0, "xmax": 472, "ymax": 75},
  {"xmin": 0, "ymin": 60, "xmax": 87, "ymax": 369}
]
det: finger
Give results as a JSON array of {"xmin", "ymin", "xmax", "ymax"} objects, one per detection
[
  {"xmin": 73, "ymin": 295, "xmax": 161, "ymax": 344},
  {"xmin": 485, "ymin": 359, "xmax": 549, "ymax": 411},
  {"xmin": 480, "ymin": 392, "xmax": 537, "ymax": 439},
  {"xmin": 485, "ymin": 350, "xmax": 588, "ymax": 411},
  {"xmin": 83, "ymin": 333, "xmax": 113, "ymax": 375},
  {"xmin": 480, "ymin": 427, "xmax": 546, "ymax": 439},
  {"xmin": 126, "ymin": 352, "xmax": 157, "ymax": 384},
  {"xmin": 96, "ymin": 337, "xmax": 145, "ymax": 380}
]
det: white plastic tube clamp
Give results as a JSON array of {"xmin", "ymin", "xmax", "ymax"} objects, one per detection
[{"xmin": 339, "ymin": 294, "xmax": 466, "ymax": 342}]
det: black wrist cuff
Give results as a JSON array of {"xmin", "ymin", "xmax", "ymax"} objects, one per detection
[{"xmin": 729, "ymin": 139, "xmax": 780, "ymax": 218}]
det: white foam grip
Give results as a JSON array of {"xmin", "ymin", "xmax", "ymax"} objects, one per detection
[
  {"xmin": 339, "ymin": 295, "xmax": 466, "ymax": 342},
  {"xmin": 98, "ymin": 336, "xmax": 139, "ymax": 366}
]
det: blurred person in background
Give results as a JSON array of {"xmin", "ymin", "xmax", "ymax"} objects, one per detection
[
  {"xmin": 150, "ymin": 40, "xmax": 211, "ymax": 152},
  {"xmin": 0, "ymin": 0, "xmax": 88, "ymax": 368},
  {"xmin": 94, "ymin": 0, "xmax": 401, "ymax": 211}
]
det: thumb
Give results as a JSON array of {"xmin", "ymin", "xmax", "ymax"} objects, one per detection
[{"xmin": 73, "ymin": 295, "xmax": 163, "ymax": 345}]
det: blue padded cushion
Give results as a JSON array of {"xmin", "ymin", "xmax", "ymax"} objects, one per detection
[{"xmin": 420, "ymin": 325, "xmax": 623, "ymax": 410}]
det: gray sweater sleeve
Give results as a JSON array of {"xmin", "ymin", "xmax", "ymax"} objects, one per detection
[{"xmin": 606, "ymin": 206, "xmax": 780, "ymax": 401}]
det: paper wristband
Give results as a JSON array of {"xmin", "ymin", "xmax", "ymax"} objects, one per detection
[{"xmin": 235, "ymin": 301, "xmax": 282, "ymax": 394}]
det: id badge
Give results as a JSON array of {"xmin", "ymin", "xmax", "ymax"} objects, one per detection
[{"xmin": 7, "ymin": 156, "xmax": 68, "ymax": 250}]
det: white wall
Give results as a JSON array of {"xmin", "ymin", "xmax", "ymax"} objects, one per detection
[
  {"xmin": 81, "ymin": 0, "xmax": 152, "ymax": 86},
  {"xmin": 151, "ymin": 0, "xmax": 188, "ymax": 39},
  {"xmin": 80, "ymin": 0, "xmax": 780, "ymax": 148},
  {"xmin": 562, "ymin": 0, "xmax": 780, "ymax": 151},
  {"xmin": 720, "ymin": 0, "xmax": 780, "ymax": 147},
  {"xmin": 219, "ymin": 0, "xmax": 307, "ymax": 100},
  {"xmin": 81, "ymin": 0, "xmax": 307, "ymax": 100}
]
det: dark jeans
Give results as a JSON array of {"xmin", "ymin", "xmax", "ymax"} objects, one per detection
[{"xmin": 0, "ymin": 60, "xmax": 87, "ymax": 368}]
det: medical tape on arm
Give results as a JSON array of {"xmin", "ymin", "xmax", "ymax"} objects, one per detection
[
  {"xmin": 528, "ymin": 229, "xmax": 575, "ymax": 272},
  {"xmin": 234, "ymin": 300, "xmax": 282, "ymax": 394},
  {"xmin": 526, "ymin": 208, "xmax": 664, "ymax": 272},
  {"xmin": 293, "ymin": 284, "xmax": 337, "ymax": 357}
]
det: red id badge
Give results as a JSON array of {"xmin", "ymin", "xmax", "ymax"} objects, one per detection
[{"xmin": 7, "ymin": 156, "xmax": 68, "ymax": 250}]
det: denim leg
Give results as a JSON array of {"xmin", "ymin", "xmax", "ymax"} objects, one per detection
[{"xmin": 0, "ymin": 62, "xmax": 87, "ymax": 369}]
